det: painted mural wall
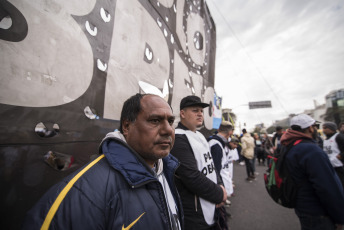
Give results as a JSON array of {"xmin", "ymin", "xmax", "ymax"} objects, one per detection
[{"xmin": 0, "ymin": 0, "xmax": 216, "ymax": 228}]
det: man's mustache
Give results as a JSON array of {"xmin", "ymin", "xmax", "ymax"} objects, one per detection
[{"xmin": 154, "ymin": 136, "xmax": 173, "ymax": 145}]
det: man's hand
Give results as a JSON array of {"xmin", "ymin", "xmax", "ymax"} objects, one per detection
[
  {"xmin": 221, "ymin": 185, "xmax": 227, "ymax": 202},
  {"xmin": 216, "ymin": 185, "xmax": 227, "ymax": 208}
]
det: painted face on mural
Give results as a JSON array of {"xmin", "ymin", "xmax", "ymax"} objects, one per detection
[
  {"xmin": 0, "ymin": 1, "xmax": 217, "ymax": 228},
  {"xmin": 1, "ymin": 0, "xmax": 216, "ymax": 129}
]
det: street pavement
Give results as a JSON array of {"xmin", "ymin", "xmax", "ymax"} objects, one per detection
[{"xmin": 225, "ymin": 161, "xmax": 301, "ymax": 230}]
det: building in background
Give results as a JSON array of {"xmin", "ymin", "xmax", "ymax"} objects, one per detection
[
  {"xmin": 222, "ymin": 108, "xmax": 238, "ymax": 132},
  {"xmin": 323, "ymin": 88, "xmax": 344, "ymax": 125},
  {"xmin": 267, "ymin": 88, "xmax": 344, "ymax": 133}
]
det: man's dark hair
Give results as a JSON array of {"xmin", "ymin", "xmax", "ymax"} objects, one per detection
[
  {"xmin": 242, "ymin": 129, "xmax": 247, "ymax": 134},
  {"xmin": 276, "ymin": 126, "xmax": 283, "ymax": 131},
  {"xmin": 119, "ymin": 93, "xmax": 145, "ymax": 133},
  {"xmin": 291, "ymin": 125, "xmax": 307, "ymax": 133},
  {"xmin": 219, "ymin": 124, "xmax": 233, "ymax": 133}
]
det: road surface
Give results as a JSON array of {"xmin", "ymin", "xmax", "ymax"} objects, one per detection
[{"xmin": 225, "ymin": 161, "xmax": 301, "ymax": 230}]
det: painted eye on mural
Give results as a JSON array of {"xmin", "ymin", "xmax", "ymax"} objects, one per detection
[
  {"xmin": 194, "ymin": 31, "xmax": 203, "ymax": 50},
  {"xmin": 100, "ymin": 8, "xmax": 111, "ymax": 23},
  {"xmin": 0, "ymin": 16, "xmax": 12, "ymax": 29},
  {"xmin": 84, "ymin": 106, "xmax": 99, "ymax": 120},
  {"xmin": 0, "ymin": 1, "xmax": 28, "ymax": 42},
  {"xmin": 144, "ymin": 43, "xmax": 154, "ymax": 64},
  {"xmin": 157, "ymin": 17, "xmax": 162, "ymax": 27},
  {"xmin": 35, "ymin": 122, "xmax": 59, "ymax": 138},
  {"xmin": 97, "ymin": 59, "xmax": 108, "ymax": 72},
  {"xmin": 85, "ymin": 20, "xmax": 97, "ymax": 36},
  {"xmin": 139, "ymin": 80, "xmax": 169, "ymax": 101}
]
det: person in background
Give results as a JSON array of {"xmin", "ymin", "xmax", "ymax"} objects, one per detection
[
  {"xmin": 171, "ymin": 95, "xmax": 226, "ymax": 230},
  {"xmin": 322, "ymin": 121, "xmax": 344, "ymax": 190},
  {"xmin": 281, "ymin": 114, "xmax": 344, "ymax": 229},
  {"xmin": 22, "ymin": 94, "xmax": 183, "ymax": 230},
  {"xmin": 261, "ymin": 133, "xmax": 274, "ymax": 167},
  {"xmin": 313, "ymin": 121, "xmax": 324, "ymax": 149},
  {"xmin": 272, "ymin": 126, "xmax": 283, "ymax": 154},
  {"xmin": 207, "ymin": 120, "xmax": 234, "ymax": 229},
  {"xmin": 339, "ymin": 122, "xmax": 344, "ymax": 135},
  {"xmin": 226, "ymin": 137, "xmax": 240, "ymax": 197},
  {"xmin": 208, "ymin": 121, "xmax": 233, "ymax": 180},
  {"xmin": 241, "ymin": 129, "xmax": 255, "ymax": 181},
  {"xmin": 220, "ymin": 137, "xmax": 240, "ymax": 221},
  {"xmin": 254, "ymin": 133, "xmax": 265, "ymax": 166},
  {"xmin": 237, "ymin": 135, "xmax": 245, "ymax": 166},
  {"xmin": 208, "ymin": 122, "xmax": 237, "ymax": 198}
]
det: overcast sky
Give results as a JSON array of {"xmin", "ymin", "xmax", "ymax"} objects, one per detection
[{"xmin": 206, "ymin": 0, "xmax": 344, "ymax": 132}]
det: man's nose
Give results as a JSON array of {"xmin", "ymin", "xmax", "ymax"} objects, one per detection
[{"xmin": 160, "ymin": 120, "xmax": 173, "ymax": 135}]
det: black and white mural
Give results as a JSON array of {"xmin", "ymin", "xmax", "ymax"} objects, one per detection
[{"xmin": 0, "ymin": 0, "xmax": 216, "ymax": 228}]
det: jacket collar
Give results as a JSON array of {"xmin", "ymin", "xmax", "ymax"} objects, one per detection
[
  {"xmin": 280, "ymin": 129, "xmax": 313, "ymax": 146},
  {"xmin": 207, "ymin": 133, "xmax": 227, "ymax": 147},
  {"xmin": 99, "ymin": 131, "xmax": 178, "ymax": 187},
  {"xmin": 325, "ymin": 132, "xmax": 336, "ymax": 139},
  {"xmin": 176, "ymin": 122, "xmax": 189, "ymax": 130},
  {"xmin": 243, "ymin": 133, "xmax": 251, "ymax": 137}
]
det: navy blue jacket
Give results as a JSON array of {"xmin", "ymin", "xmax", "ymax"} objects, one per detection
[
  {"xmin": 281, "ymin": 130, "xmax": 344, "ymax": 224},
  {"xmin": 22, "ymin": 134, "xmax": 183, "ymax": 230},
  {"xmin": 207, "ymin": 134, "xmax": 226, "ymax": 174}
]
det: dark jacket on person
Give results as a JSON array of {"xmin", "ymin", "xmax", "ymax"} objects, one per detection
[
  {"xmin": 207, "ymin": 134, "xmax": 227, "ymax": 174},
  {"xmin": 315, "ymin": 134, "xmax": 324, "ymax": 149},
  {"xmin": 170, "ymin": 122, "xmax": 223, "ymax": 230},
  {"xmin": 325, "ymin": 132, "xmax": 344, "ymax": 161},
  {"xmin": 22, "ymin": 132, "xmax": 184, "ymax": 230},
  {"xmin": 281, "ymin": 130, "xmax": 344, "ymax": 224},
  {"xmin": 272, "ymin": 132, "xmax": 283, "ymax": 154}
]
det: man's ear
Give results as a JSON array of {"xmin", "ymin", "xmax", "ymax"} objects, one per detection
[
  {"xmin": 122, "ymin": 119, "xmax": 131, "ymax": 137},
  {"xmin": 306, "ymin": 126, "xmax": 314, "ymax": 136},
  {"xmin": 180, "ymin": 109, "xmax": 185, "ymax": 119}
]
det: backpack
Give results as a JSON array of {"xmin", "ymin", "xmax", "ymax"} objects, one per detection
[{"xmin": 264, "ymin": 139, "xmax": 312, "ymax": 208}]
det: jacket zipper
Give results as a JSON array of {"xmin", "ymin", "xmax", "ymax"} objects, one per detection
[
  {"xmin": 195, "ymin": 195, "xmax": 198, "ymax": 212},
  {"xmin": 172, "ymin": 162, "xmax": 183, "ymax": 229},
  {"xmin": 132, "ymin": 178, "xmax": 173, "ymax": 229},
  {"xmin": 130, "ymin": 179, "xmax": 156, "ymax": 189},
  {"xmin": 157, "ymin": 178, "xmax": 173, "ymax": 230}
]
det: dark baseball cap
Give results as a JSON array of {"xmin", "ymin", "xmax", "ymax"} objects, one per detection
[{"xmin": 180, "ymin": 95, "xmax": 209, "ymax": 110}]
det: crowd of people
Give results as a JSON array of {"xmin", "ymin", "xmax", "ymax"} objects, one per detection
[
  {"xmin": 21, "ymin": 94, "xmax": 344, "ymax": 230},
  {"xmin": 236, "ymin": 116, "xmax": 344, "ymax": 230}
]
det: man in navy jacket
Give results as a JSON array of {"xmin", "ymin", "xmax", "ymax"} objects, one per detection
[
  {"xmin": 281, "ymin": 114, "xmax": 344, "ymax": 229},
  {"xmin": 22, "ymin": 94, "xmax": 183, "ymax": 230},
  {"xmin": 208, "ymin": 121, "xmax": 233, "ymax": 175}
]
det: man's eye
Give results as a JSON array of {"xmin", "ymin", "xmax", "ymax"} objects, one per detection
[
  {"xmin": 168, "ymin": 119, "xmax": 175, "ymax": 125},
  {"xmin": 151, "ymin": 119, "xmax": 160, "ymax": 124}
]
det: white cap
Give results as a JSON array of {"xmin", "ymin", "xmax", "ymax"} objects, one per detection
[{"xmin": 290, "ymin": 114, "xmax": 315, "ymax": 129}]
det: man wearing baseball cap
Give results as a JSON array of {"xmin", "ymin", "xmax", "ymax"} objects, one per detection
[
  {"xmin": 170, "ymin": 95, "xmax": 226, "ymax": 230},
  {"xmin": 322, "ymin": 121, "xmax": 344, "ymax": 190},
  {"xmin": 280, "ymin": 114, "xmax": 344, "ymax": 229}
]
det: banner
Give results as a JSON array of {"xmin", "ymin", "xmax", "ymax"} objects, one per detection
[{"xmin": 213, "ymin": 93, "xmax": 222, "ymax": 129}]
